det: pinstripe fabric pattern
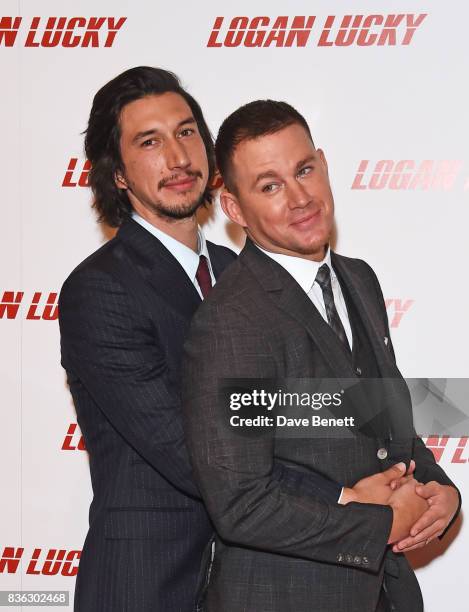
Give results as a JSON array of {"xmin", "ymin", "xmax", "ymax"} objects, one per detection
[
  {"xmin": 59, "ymin": 219, "xmax": 346, "ymax": 611},
  {"xmin": 182, "ymin": 238, "xmax": 459, "ymax": 612},
  {"xmin": 59, "ymin": 219, "xmax": 235, "ymax": 612}
]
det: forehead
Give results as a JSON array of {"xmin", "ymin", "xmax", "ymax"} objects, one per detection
[
  {"xmin": 232, "ymin": 123, "xmax": 315, "ymax": 174},
  {"xmin": 119, "ymin": 92, "xmax": 193, "ymax": 135}
]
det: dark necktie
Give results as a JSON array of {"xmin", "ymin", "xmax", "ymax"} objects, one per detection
[
  {"xmin": 196, "ymin": 255, "xmax": 212, "ymax": 299},
  {"xmin": 315, "ymin": 264, "xmax": 350, "ymax": 352}
]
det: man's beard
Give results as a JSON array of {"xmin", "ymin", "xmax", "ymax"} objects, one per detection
[
  {"xmin": 143, "ymin": 191, "xmax": 206, "ymax": 220},
  {"xmin": 126, "ymin": 169, "xmax": 207, "ymax": 221}
]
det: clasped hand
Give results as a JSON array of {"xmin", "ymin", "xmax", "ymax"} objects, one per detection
[{"xmin": 340, "ymin": 461, "xmax": 458, "ymax": 550}]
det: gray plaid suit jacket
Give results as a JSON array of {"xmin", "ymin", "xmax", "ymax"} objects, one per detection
[
  {"xmin": 182, "ymin": 238, "xmax": 459, "ymax": 612},
  {"xmin": 59, "ymin": 220, "xmax": 344, "ymax": 612}
]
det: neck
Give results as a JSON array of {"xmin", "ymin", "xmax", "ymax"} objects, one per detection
[
  {"xmin": 248, "ymin": 233, "xmax": 327, "ymax": 262},
  {"xmin": 135, "ymin": 208, "xmax": 199, "ymax": 252}
]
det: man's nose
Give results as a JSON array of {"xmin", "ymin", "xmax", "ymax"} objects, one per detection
[
  {"xmin": 164, "ymin": 137, "xmax": 190, "ymax": 170},
  {"xmin": 286, "ymin": 179, "xmax": 311, "ymax": 209}
]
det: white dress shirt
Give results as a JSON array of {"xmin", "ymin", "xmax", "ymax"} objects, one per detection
[
  {"xmin": 255, "ymin": 244, "xmax": 353, "ymax": 350},
  {"xmin": 132, "ymin": 212, "xmax": 215, "ymax": 299}
]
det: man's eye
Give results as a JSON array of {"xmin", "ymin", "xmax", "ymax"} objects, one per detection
[
  {"xmin": 179, "ymin": 128, "xmax": 195, "ymax": 138},
  {"xmin": 298, "ymin": 166, "xmax": 313, "ymax": 177},
  {"xmin": 141, "ymin": 139, "xmax": 155, "ymax": 147},
  {"xmin": 262, "ymin": 183, "xmax": 277, "ymax": 193}
]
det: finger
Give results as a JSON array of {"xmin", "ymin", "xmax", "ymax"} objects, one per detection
[
  {"xmin": 390, "ymin": 474, "xmax": 415, "ymax": 490},
  {"xmin": 393, "ymin": 529, "xmax": 442, "ymax": 553},
  {"xmin": 409, "ymin": 510, "xmax": 440, "ymax": 537},
  {"xmin": 393, "ymin": 540, "xmax": 426, "ymax": 553},
  {"xmin": 406, "ymin": 460, "xmax": 416, "ymax": 476},
  {"xmin": 382, "ymin": 462, "xmax": 406, "ymax": 484},
  {"xmin": 415, "ymin": 481, "xmax": 441, "ymax": 499},
  {"xmin": 398, "ymin": 522, "xmax": 444, "ymax": 549}
]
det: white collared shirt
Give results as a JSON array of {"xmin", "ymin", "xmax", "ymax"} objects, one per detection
[
  {"xmin": 132, "ymin": 212, "xmax": 215, "ymax": 299},
  {"xmin": 255, "ymin": 244, "xmax": 353, "ymax": 350}
]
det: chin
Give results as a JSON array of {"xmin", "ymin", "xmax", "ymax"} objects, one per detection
[{"xmin": 294, "ymin": 241, "xmax": 327, "ymax": 257}]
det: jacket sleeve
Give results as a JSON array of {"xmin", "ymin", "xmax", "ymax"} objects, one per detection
[
  {"xmin": 59, "ymin": 267, "xmax": 201, "ymax": 498},
  {"xmin": 182, "ymin": 300, "xmax": 393, "ymax": 572}
]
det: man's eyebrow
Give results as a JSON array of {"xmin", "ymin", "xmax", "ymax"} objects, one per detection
[
  {"xmin": 295, "ymin": 154, "xmax": 316, "ymax": 171},
  {"xmin": 252, "ymin": 170, "xmax": 279, "ymax": 189},
  {"xmin": 176, "ymin": 116, "xmax": 197, "ymax": 129},
  {"xmin": 132, "ymin": 117, "xmax": 196, "ymax": 143},
  {"xmin": 252, "ymin": 154, "xmax": 317, "ymax": 188}
]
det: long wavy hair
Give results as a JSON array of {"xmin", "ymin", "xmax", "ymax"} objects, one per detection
[{"xmin": 85, "ymin": 66, "xmax": 216, "ymax": 227}]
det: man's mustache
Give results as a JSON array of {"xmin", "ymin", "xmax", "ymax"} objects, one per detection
[{"xmin": 158, "ymin": 170, "xmax": 203, "ymax": 189}]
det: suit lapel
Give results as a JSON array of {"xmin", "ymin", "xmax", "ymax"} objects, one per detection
[
  {"xmin": 240, "ymin": 240, "xmax": 356, "ymax": 377},
  {"xmin": 117, "ymin": 218, "xmax": 201, "ymax": 321},
  {"xmin": 207, "ymin": 242, "xmax": 227, "ymax": 280},
  {"xmin": 330, "ymin": 253, "xmax": 398, "ymax": 377}
]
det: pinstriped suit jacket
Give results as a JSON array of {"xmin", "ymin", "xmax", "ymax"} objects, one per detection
[
  {"xmin": 59, "ymin": 219, "xmax": 344, "ymax": 612},
  {"xmin": 182, "ymin": 238, "xmax": 460, "ymax": 612}
]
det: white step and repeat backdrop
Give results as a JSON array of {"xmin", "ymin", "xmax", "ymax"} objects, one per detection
[{"xmin": 1, "ymin": 1, "xmax": 467, "ymax": 609}]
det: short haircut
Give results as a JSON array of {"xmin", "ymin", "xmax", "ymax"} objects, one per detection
[
  {"xmin": 215, "ymin": 99, "xmax": 313, "ymax": 193},
  {"xmin": 85, "ymin": 66, "xmax": 215, "ymax": 227}
]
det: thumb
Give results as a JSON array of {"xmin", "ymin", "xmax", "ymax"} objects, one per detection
[
  {"xmin": 382, "ymin": 462, "xmax": 406, "ymax": 483},
  {"xmin": 406, "ymin": 459, "xmax": 416, "ymax": 476},
  {"xmin": 416, "ymin": 481, "xmax": 438, "ymax": 498}
]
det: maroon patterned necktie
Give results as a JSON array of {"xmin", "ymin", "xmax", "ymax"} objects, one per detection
[{"xmin": 196, "ymin": 255, "xmax": 212, "ymax": 299}]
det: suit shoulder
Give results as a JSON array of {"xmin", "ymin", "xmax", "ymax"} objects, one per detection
[
  {"xmin": 197, "ymin": 257, "xmax": 262, "ymax": 325},
  {"xmin": 188, "ymin": 260, "xmax": 261, "ymax": 342},
  {"xmin": 333, "ymin": 252, "xmax": 377, "ymax": 279},
  {"xmin": 207, "ymin": 240, "xmax": 237, "ymax": 264},
  {"xmin": 60, "ymin": 235, "xmax": 126, "ymax": 298}
]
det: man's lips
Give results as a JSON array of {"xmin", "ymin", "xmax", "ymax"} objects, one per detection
[
  {"xmin": 289, "ymin": 209, "xmax": 321, "ymax": 228},
  {"xmin": 162, "ymin": 175, "xmax": 198, "ymax": 192}
]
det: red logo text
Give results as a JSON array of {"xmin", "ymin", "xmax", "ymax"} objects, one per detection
[
  {"xmin": 424, "ymin": 436, "xmax": 469, "ymax": 464},
  {"xmin": 62, "ymin": 424, "xmax": 86, "ymax": 451},
  {"xmin": 207, "ymin": 14, "xmax": 427, "ymax": 48},
  {"xmin": 0, "ymin": 547, "xmax": 80, "ymax": 576},
  {"xmin": 62, "ymin": 158, "xmax": 91, "ymax": 187},
  {"xmin": 351, "ymin": 160, "xmax": 463, "ymax": 191},
  {"xmin": 0, "ymin": 291, "xmax": 58, "ymax": 321},
  {"xmin": 0, "ymin": 16, "xmax": 126, "ymax": 48},
  {"xmin": 385, "ymin": 299, "xmax": 414, "ymax": 328}
]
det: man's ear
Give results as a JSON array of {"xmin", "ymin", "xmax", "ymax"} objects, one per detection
[
  {"xmin": 220, "ymin": 190, "xmax": 247, "ymax": 227},
  {"xmin": 114, "ymin": 171, "xmax": 128, "ymax": 190},
  {"xmin": 317, "ymin": 148, "xmax": 329, "ymax": 176}
]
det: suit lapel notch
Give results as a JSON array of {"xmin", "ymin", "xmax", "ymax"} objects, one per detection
[{"xmin": 118, "ymin": 217, "xmax": 201, "ymax": 320}]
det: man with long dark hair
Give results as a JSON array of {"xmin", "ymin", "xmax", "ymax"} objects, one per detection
[{"xmin": 58, "ymin": 66, "xmax": 237, "ymax": 611}]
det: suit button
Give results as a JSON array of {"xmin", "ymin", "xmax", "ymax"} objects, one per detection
[
  {"xmin": 353, "ymin": 556, "xmax": 362, "ymax": 564},
  {"xmin": 337, "ymin": 553, "xmax": 344, "ymax": 562},
  {"xmin": 377, "ymin": 447, "xmax": 388, "ymax": 460},
  {"xmin": 345, "ymin": 554, "xmax": 353, "ymax": 563},
  {"xmin": 362, "ymin": 557, "xmax": 369, "ymax": 565},
  {"xmin": 355, "ymin": 366, "xmax": 362, "ymax": 376}
]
